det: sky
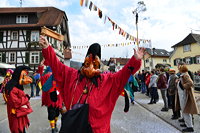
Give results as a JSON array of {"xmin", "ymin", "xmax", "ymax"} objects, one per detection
[{"xmin": 1, "ymin": 0, "xmax": 200, "ymax": 62}]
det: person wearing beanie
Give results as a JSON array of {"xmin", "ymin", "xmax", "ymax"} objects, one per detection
[
  {"xmin": 37, "ymin": 59, "xmax": 63, "ymax": 133},
  {"xmin": 5, "ymin": 66, "xmax": 33, "ymax": 133},
  {"xmin": 39, "ymin": 35, "xmax": 145, "ymax": 133},
  {"xmin": 0, "ymin": 69, "xmax": 14, "ymax": 104}
]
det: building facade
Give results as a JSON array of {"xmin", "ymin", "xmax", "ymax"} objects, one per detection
[
  {"xmin": 142, "ymin": 48, "xmax": 171, "ymax": 71},
  {"xmin": 170, "ymin": 33, "xmax": 200, "ymax": 72},
  {"xmin": 0, "ymin": 7, "xmax": 71, "ymax": 71}
]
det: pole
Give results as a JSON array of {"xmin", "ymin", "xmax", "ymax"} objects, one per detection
[
  {"xmin": 136, "ymin": 13, "xmax": 139, "ymax": 46},
  {"xmin": 136, "ymin": 12, "xmax": 145, "ymax": 70}
]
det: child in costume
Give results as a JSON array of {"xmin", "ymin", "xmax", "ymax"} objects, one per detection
[
  {"xmin": 5, "ymin": 66, "xmax": 33, "ymax": 133},
  {"xmin": 39, "ymin": 35, "xmax": 145, "ymax": 133},
  {"xmin": 37, "ymin": 59, "xmax": 63, "ymax": 133},
  {"xmin": 0, "ymin": 69, "xmax": 14, "ymax": 104}
]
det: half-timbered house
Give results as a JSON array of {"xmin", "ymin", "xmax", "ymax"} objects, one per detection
[{"xmin": 0, "ymin": 7, "xmax": 71, "ymax": 71}]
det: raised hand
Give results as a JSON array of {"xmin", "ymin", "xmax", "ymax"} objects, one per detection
[
  {"xmin": 134, "ymin": 47, "xmax": 146, "ymax": 60},
  {"xmin": 39, "ymin": 35, "xmax": 49, "ymax": 49}
]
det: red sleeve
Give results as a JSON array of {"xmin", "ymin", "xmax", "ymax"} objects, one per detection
[
  {"xmin": 36, "ymin": 65, "xmax": 44, "ymax": 75},
  {"xmin": 42, "ymin": 45, "xmax": 77, "ymax": 90},
  {"xmin": 112, "ymin": 56, "xmax": 141, "ymax": 94},
  {"xmin": 10, "ymin": 88, "xmax": 29, "ymax": 109}
]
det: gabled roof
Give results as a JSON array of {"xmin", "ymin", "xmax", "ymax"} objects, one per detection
[
  {"xmin": 111, "ymin": 58, "xmax": 130, "ymax": 65},
  {"xmin": 145, "ymin": 48, "xmax": 171, "ymax": 57},
  {"xmin": 171, "ymin": 33, "xmax": 200, "ymax": 48},
  {"xmin": 0, "ymin": 7, "xmax": 67, "ymax": 28}
]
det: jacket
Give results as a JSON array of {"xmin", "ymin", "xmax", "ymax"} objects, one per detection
[
  {"xmin": 148, "ymin": 74, "xmax": 158, "ymax": 88},
  {"xmin": 167, "ymin": 74, "xmax": 178, "ymax": 95},
  {"xmin": 157, "ymin": 72, "xmax": 167, "ymax": 89}
]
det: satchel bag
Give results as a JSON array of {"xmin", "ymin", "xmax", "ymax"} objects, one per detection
[{"xmin": 59, "ymin": 81, "xmax": 93, "ymax": 133}]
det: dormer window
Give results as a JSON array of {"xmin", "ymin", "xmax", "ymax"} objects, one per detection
[
  {"xmin": 183, "ymin": 44, "xmax": 191, "ymax": 52},
  {"xmin": 16, "ymin": 15, "xmax": 28, "ymax": 23}
]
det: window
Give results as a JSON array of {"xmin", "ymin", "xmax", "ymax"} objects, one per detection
[
  {"xmin": 163, "ymin": 59, "xmax": 167, "ymax": 63},
  {"xmin": 9, "ymin": 52, "xmax": 16, "ymax": 63},
  {"xmin": 0, "ymin": 53, "xmax": 2, "ymax": 62},
  {"xmin": 176, "ymin": 59, "xmax": 181, "ymax": 65},
  {"xmin": 0, "ymin": 32, "xmax": 3, "ymax": 42},
  {"xmin": 185, "ymin": 58, "xmax": 190, "ymax": 64},
  {"xmin": 31, "ymin": 31, "xmax": 39, "ymax": 42},
  {"xmin": 197, "ymin": 56, "xmax": 200, "ymax": 64},
  {"xmin": 11, "ymin": 31, "xmax": 18, "ymax": 40},
  {"xmin": 30, "ymin": 52, "xmax": 39, "ymax": 64},
  {"xmin": 183, "ymin": 44, "xmax": 191, "ymax": 52},
  {"xmin": 16, "ymin": 15, "xmax": 28, "ymax": 23},
  {"xmin": 145, "ymin": 59, "xmax": 149, "ymax": 63}
]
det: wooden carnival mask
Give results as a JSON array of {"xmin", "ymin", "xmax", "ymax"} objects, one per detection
[
  {"xmin": 19, "ymin": 70, "xmax": 33, "ymax": 85},
  {"xmin": 81, "ymin": 54, "xmax": 101, "ymax": 78}
]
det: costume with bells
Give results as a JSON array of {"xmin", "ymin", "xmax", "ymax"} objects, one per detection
[
  {"xmin": 37, "ymin": 64, "xmax": 63, "ymax": 133},
  {"xmin": 5, "ymin": 66, "xmax": 33, "ymax": 133},
  {"xmin": 41, "ymin": 40, "xmax": 142, "ymax": 133},
  {"xmin": 0, "ymin": 69, "xmax": 14, "ymax": 104}
]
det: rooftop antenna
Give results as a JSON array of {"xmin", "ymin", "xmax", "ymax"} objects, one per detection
[{"xmin": 20, "ymin": 0, "xmax": 23, "ymax": 7}]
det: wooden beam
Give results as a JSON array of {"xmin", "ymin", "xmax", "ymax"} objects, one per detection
[{"xmin": 41, "ymin": 26, "xmax": 64, "ymax": 41}]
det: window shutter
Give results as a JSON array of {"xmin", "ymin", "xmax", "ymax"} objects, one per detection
[
  {"xmin": 40, "ymin": 52, "xmax": 43, "ymax": 62},
  {"xmin": 193, "ymin": 57, "xmax": 197, "ymax": 64},
  {"xmin": 174, "ymin": 59, "xmax": 177, "ymax": 66},
  {"xmin": 25, "ymin": 52, "xmax": 29, "ymax": 63},
  {"xmin": 0, "ymin": 32, "xmax": 3, "ymax": 43},
  {"xmin": 2, "ymin": 53, "xmax": 6, "ymax": 63},
  {"xmin": 26, "ymin": 30, "xmax": 31, "ymax": 42},
  {"xmin": 190, "ymin": 57, "xmax": 193, "ymax": 64},
  {"xmin": 182, "ymin": 58, "xmax": 185, "ymax": 63}
]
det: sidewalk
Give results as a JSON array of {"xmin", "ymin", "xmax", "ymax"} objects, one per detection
[{"xmin": 135, "ymin": 91, "xmax": 200, "ymax": 133}]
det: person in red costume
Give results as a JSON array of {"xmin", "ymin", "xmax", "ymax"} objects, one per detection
[
  {"xmin": 39, "ymin": 35, "xmax": 145, "ymax": 133},
  {"xmin": 0, "ymin": 69, "xmax": 14, "ymax": 104},
  {"xmin": 5, "ymin": 66, "xmax": 33, "ymax": 133},
  {"xmin": 37, "ymin": 59, "xmax": 63, "ymax": 133}
]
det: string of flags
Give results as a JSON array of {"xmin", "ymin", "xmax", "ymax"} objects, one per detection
[
  {"xmin": 72, "ymin": 41, "xmax": 152, "ymax": 49},
  {"xmin": 80, "ymin": 0, "xmax": 151, "ymax": 45}
]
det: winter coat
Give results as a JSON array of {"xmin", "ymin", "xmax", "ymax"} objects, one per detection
[
  {"xmin": 181, "ymin": 73, "xmax": 199, "ymax": 114},
  {"xmin": 145, "ymin": 74, "xmax": 151, "ymax": 87},
  {"xmin": 157, "ymin": 72, "xmax": 167, "ymax": 89},
  {"xmin": 167, "ymin": 74, "xmax": 178, "ymax": 96},
  {"xmin": 42, "ymin": 45, "xmax": 141, "ymax": 133},
  {"xmin": 148, "ymin": 74, "xmax": 158, "ymax": 88}
]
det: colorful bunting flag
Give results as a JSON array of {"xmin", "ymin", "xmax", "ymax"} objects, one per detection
[
  {"xmin": 80, "ymin": 0, "xmax": 151, "ymax": 45},
  {"xmin": 85, "ymin": 0, "xmax": 88, "ymax": 7},
  {"xmin": 80, "ymin": 0, "xmax": 84, "ymax": 6}
]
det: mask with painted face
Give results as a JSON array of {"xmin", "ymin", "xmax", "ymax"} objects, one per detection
[
  {"xmin": 19, "ymin": 70, "xmax": 33, "ymax": 85},
  {"xmin": 81, "ymin": 54, "xmax": 101, "ymax": 78}
]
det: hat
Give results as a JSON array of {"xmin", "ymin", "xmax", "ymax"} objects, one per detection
[
  {"xmin": 6, "ymin": 69, "xmax": 14, "ymax": 74},
  {"xmin": 86, "ymin": 43, "xmax": 101, "ymax": 59},
  {"xmin": 169, "ymin": 68, "xmax": 176, "ymax": 73},
  {"xmin": 6, "ymin": 65, "xmax": 31, "ymax": 93}
]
